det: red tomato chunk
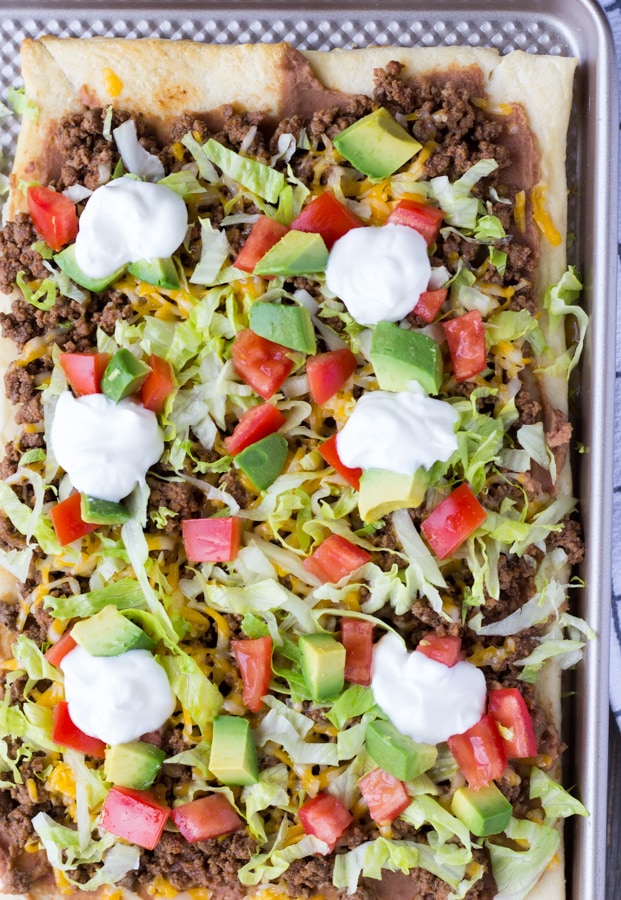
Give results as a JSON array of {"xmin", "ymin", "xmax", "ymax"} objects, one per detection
[
  {"xmin": 59, "ymin": 352, "xmax": 110, "ymax": 396},
  {"xmin": 306, "ymin": 348, "xmax": 357, "ymax": 406},
  {"xmin": 100, "ymin": 787, "xmax": 170, "ymax": 850},
  {"xmin": 298, "ymin": 792, "xmax": 352, "ymax": 852},
  {"xmin": 448, "ymin": 714, "xmax": 508, "ymax": 791},
  {"xmin": 50, "ymin": 493, "xmax": 98, "ymax": 546},
  {"xmin": 45, "ymin": 630, "xmax": 77, "ymax": 669},
  {"xmin": 421, "ymin": 483, "xmax": 487, "ymax": 560},
  {"xmin": 358, "ymin": 767, "xmax": 410, "ymax": 823},
  {"xmin": 290, "ymin": 190, "xmax": 364, "ymax": 250},
  {"xmin": 318, "ymin": 434, "xmax": 362, "ymax": 491},
  {"xmin": 412, "ymin": 288, "xmax": 448, "ymax": 323},
  {"xmin": 140, "ymin": 354, "xmax": 175, "ymax": 414},
  {"xmin": 416, "ymin": 633, "xmax": 464, "ymax": 667},
  {"xmin": 182, "ymin": 517, "xmax": 242, "ymax": 563},
  {"xmin": 52, "ymin": 700, "xmax": 106, "ymax": 759},
  {"xmin": 341, "ymin": 618, "xmax": 374, "ymax": 686},
  {"xmin": 234, "ymin": 216, "xmax": 289, "ymax": 272},
  {"xmin": 442, "ymin": 309, "xmax": 487, "ymax": 382},
  {"xmin": 387, "ymin": 198, "xmax": 444, "ymax": 245},
  {"xmin": 171, "ymin": 794, "xmax": 242, "ymax": 842},
  {"xmin": 488, "ymin": 688, "xmax": 538, "ymax": 759},
  {"xmin": 224, "ymin": 403, "xmax": 286, "ymax": 456},
  {"xmin": 231, "ymin": 329, "xmax": 293, "ymax": 400},
  {"xmin": 232, "ymin": 636, "xmax": 273, "ymax": 713},
  {"xmin": 303, "ymin": 534, "xmax": 371, "ymax": 584},
  {"xmin": 27, "ymin": 185, "xmax": 78, "ymax": 252}
]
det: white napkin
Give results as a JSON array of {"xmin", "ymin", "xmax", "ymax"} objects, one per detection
[{"xmin": 602, "ymin": 0, "xmax": 621, "ymax": 728}]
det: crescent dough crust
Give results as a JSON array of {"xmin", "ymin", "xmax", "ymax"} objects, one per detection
[{"xmin": 0, "ymin": 37, "xmax": 578, "ymax": 900}]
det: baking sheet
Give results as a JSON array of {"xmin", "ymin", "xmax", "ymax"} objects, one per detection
[{"xmin": 0, "ymin": 1, "xmax": 616, "ymax": 897}]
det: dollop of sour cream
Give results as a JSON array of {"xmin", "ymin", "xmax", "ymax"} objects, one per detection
[
  {"xmin": 336, "ymin": 386, "xmax": 458, "ymax": 476},
  {"xmin": 325, "ymin": 224, "xmax": 432, "ymax": 326},
  {"xmin": 371, "ymin": 632, "xmax": 486, "ymax": 745},
  {"xmin": 74, "ymin": 175, "xmax": 188, "ymax": 279},
  {"xmin": 61, "ymin": 646, "xmax": 176, "ymax": 745},
  {"xmin": 51, "ymin": 391, "xmax": 164, "ymax": 502}
]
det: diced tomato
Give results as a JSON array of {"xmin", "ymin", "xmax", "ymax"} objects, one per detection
[
  {"xmin": 234, "ymin": 216, "xmax": 289, "ymax": 273},
  {"xmin": 306, "ymin": 348, "xmax": 357, "ymax": 406},
  {"xmin": 298, "ymin": 792, "xmax": 352, "ymax": 853},
  {"xmin": 387, "ymin": 199, "xmax": 444, "ymax": 245},
  {"xmin": 341, "ymin": 618, "xmax": 374, "ymax": 686},
  {"xmin": 415, "ymin": 633, "xmax": 464, "ymax": 668},
  {"xmin": 290, "ymin": 191, "xmax": 364, "ymax": 250},
  {"xmin": 487, "ymin": 688, "xmax": 538, "ymax": 759},
  {"xmin": 27, "ymin": 185, "xmax": 78, "ymax": 252},
  {"xmin": 140, "ymin": 354, "xmax": 175, "ymax": 414},
  {"xmin": 318, "ymin": 434, "xmax": 362, "ymax": 491},
  {"xmin": 100, "ymin": 786, "xmax": 170, "ymax": 850},
  {"xmin": 182, "ymin": 517, "xmax": 242, "ymax": 563},
  {"xmin": 171, "ymin": 794, "xmax": 243, "ymax": 842},
  {"xmin": 442, "ymin": 309, "xmax": 487, "ymax": 382},
  {"xmin": 232, "ymin": 636, "xmax": 273, "ymax": 713},
  {"xmin": 448, "ymin": 714, "xmax": 508, "ymax": 791},
  {"xmin": 45, "ymin": 630, "xmax": 77, "ymax": 668},
  {"xmin": 303, "ymin": 534, "xmax": 371, "ymax": 584},
  {"xmin": 52, "ymin": 700, "xmax": 106, "ymax": 759},
  {"xmin": 421, "ymin": 483, "xmax": 487, "ymax": 560},
  {"xmin": 50, "ymin": 493, "xmax": 98, "ymax": 546},
  {"xmin": 231, "ymin": 329, "xmax": 294, "ymax": 400},
  {"xmin": 412, "ymin": 288, "xmax": 448, "ymax": 323},
  {"xmin": 59, "ymin": 352, "xmax": 110, "ymax": 396},
  {"xmin": 224, "ymin": 403, "xmax": 286, "ymax": 456},
  {"xmin": 358, "ymin": 768, "xmax": 410, "ymax": 824}
]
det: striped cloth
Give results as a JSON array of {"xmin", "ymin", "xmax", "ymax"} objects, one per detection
[{"xmin": 601, "ymin": 0, "xmax": 621, "ymax": 728}]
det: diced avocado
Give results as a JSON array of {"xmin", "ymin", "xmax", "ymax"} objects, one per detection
[
  {"xmin": 358, "ymin": 468, "xmax": 428, "ymax": 523},
  {"xmin": 236, "ymin": 433, "xmax": 288, "ymax": 491},
  {"xmin": 80, "ymin": 494, "xmax": 131, "ymax": 526},
  {"xmin": 254, "ymin": 231, "xmax": 328, "ymax": 277},
  {"xmin": 127, "ymin": 257, "xmax": 180, "ymax": 291},
  {"xmin": 451, "ymin": 783, "xmax": 513, "ymax": 837},
  {"xmin": 71, "ymin": 604, "xmax": 156, "ymax": 657},
  {"xmin": 54, "ymin": 244, "xmax": 125, "ymax": 292},
  {"xmin": 365, "ymin": 719, "xmax": 437, "ymax": 782},
  {"xmin": 298, "ymin": 633, "xmax": 345, "ymax": 702},
  {"xmin": 370, "ymin": 322, "xmax": 443, "ymax": 395},
  {"xmin": 104, "ymin": 740, "xmax": 166, "ymax": 790},
  {"xmin": 249, "ymin": 302, "xmax": 317, "ymax": 354},
  {"xmin": 101, "ymin": 348, "xmax": 151, "ymax": 402},
  {"xmin": 333, "ymin": 108, "xmax": 422, "ymax": 179},
  {"xmin": 209, "ymin": 715, "xmax": 259, "ymax": 786}
]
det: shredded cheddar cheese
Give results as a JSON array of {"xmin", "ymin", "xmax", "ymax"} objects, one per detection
[{"xmin": 102, "ymin": 67, "xmax": 123, "ymax": 98}]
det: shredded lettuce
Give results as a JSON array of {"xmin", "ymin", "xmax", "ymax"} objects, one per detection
[
  {"xmin": 8, "ymin": 86, "xmax": 38, "ymax": 119},
  {"xmin": 204, "ymin": 138, "xmax": 286, "ymax": 203},
  {"xmin": 332, "ymin": 838, "xmax": 421, "ymax": 894},
  {"xmin": 158, "ymin": 652, "xmax": 223, "ymax": 734},
  {"xmin": 0, "ymin": 475, "xmax": 59, "ymax": 553},
  {"xmin": 113, "ymin": 119, "xmax": 165, "ymax": 181},
  {"xmin": 16, "ymin": 271, "xmax": 57, "ymax": 310},
  {"xmin": 32, "ymin": 811, "xmax": 140, "ymax": 890},
  {"xmin": 254, "ymin": 697, "xmax": 339, "ymax": 766},
  {"xmin": 326, "ymin": 684, "xmax": 377, "ymax": 729},
  {"xmin": 539, "ymin": 266, "xmax": 587, "ymax": 375},
  {"xmin": 190, "ymin": 218, "xmax": 231, "ymax": 285},
  {"xmin": 241, "ymin": 764, "xmax": 291, "ymax": 843},
  {"xmin": 44, "ymin": 578, "xmax": 146, "ymax": 619},
  {"xmin": 486, "ymin": 817, "xmax": 560, "ymax": 900},
  {"xmin": 12, "ymin": 635, "xmax": 59, "ymax": 693},
  {"xmin": 430, "ymin": 159, "xmax": 498, "ymax": 229}
]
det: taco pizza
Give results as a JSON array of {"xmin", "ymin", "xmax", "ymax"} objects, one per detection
[{"xmin": 0, "ymin": 36, "xmax": 590, "ymax": 900}]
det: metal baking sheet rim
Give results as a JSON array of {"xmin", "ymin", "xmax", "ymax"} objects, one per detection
[{"xmin": 0, "ymin": 1, "xmax": 616, "ymax": 898}]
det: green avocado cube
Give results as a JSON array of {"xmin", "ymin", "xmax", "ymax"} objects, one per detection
[
  {"xmin": 127, "ymin": 257, "xmax": 180, "ymax": 291},
  {"xmin": 365, "ymin": 719, "xmax": 437, "ymax": 782},
  {"xmin": 333, "ymin": 108, "xmax": 422, "ymax": 179},
  {"xmin": 299, "ymin": 633, "xmax": 345, "ymax": 702},
  {"xmin": 451, "ymin": 783, "xmax": 513, "ymax": 837},
  {"xmin": 254, "ymin": 230, "xmax": 328, "ymax": 277},
  {"xmin": 358, "ymin": 468, "xmax": 429, "ymax": 523},
  {"xmin": 101, "ymin": 348, "xmax": 152, "ymax": 402},
  {"xmin": 249, "ymin": 302, "xmax": 317, "ymax": 354},
  {"xmin": 209, "ymin": 716, "xmax": 259, "ymax": 786},
  {"xmin": 71, "ymin": 604, "xmax": 156, "ymax": 657},
  {"xmin": 54, "ymin": 244, "xmax": 125, "ymax": 293},
  {"xmin": 80, "ymin": 494, "xmax": 131, "ymax": 526},
  {"xmin": 104, "ymin": 740, "xmax": 166, "ymax": 790},
  {"xmin": 370, "ymin": 322, "xmax": 443, "ymax": 395},
  {"xmin": 235, "ymin": 433, "xmax": 288, "ymax": 491}
]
